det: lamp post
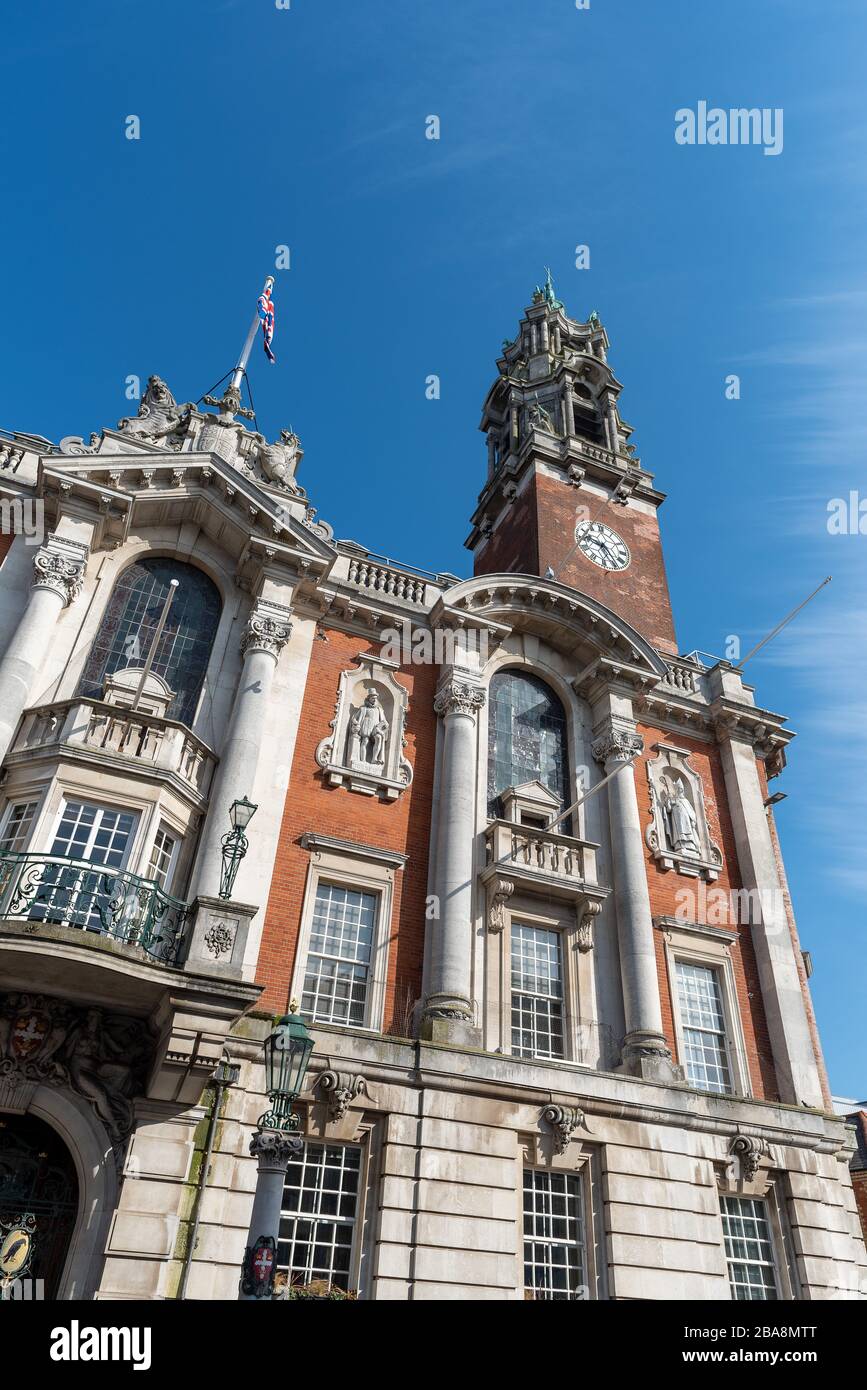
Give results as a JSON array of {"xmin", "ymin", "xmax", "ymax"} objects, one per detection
[
  {"xmin": 239, "ymin": 1008, "xmax": 315, "ymax": 1301},
  {"xmin": 219, "ymin": 796, "xmax": 257, "ymax": 900}
]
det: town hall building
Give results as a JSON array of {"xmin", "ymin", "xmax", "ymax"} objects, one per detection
[{"xmin": 0, "ymin": 278, "xmax": 864, "ymax": 1301}]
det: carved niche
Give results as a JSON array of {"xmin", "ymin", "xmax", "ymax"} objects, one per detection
[
  {"xmin": 316, "ymin": 655, "xmax": 413, "ymax": 801},
  {"xmin": 644, "ymin": 743, "xmax": 722, "ymax": 882}
]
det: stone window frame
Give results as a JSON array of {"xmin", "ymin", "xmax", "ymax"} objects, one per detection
[
  {"xmin": 0, "ymin": 794, "xmax": 45, "ymax": 854},
  {"xmin": 715, "ymin": 1179, "xmax": 800, "ymax": 1302},
  {"xmin": 289, "ymin": 834, "xmax": 407, "ymax": 1035},
  {"xmin": 657, "ymin": 918, "xmax": 752, "ymax": 1099},
  {"xmin": 287, "ymin": 1107, "xmax": 383, "ymax": 1301},
  {"xmin": 487, "ymin": 895, "xmax": 596, "ymax": 1065},
  {"xmin": 518, "ymin": 1138, "xmax": 607, "ymax": 1301}
]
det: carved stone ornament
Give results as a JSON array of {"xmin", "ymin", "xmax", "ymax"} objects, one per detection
[
  {"xmin": 433, "ymin": 679, "xmax": 486, "ymax": 720},
  {"xmin": 117, "ymin": 375, "xmax": 190, "ymax": 441},
  {"xmin": 240, "ymin": 608, "xmax": 292, "ymax": 660},
  {"xmin": 576, "ymin": 899, "xmax": 601, "ymax": 953},
  {"xmin": 0, "ymin": 992, "xmax": 150, "ymax": 1146},
  {"xmin": 317, "ymin": 1069, "xmax": 369, "ymax": 1122},
  {"xmin": 541, "ymin": 1103, "xmax": 584, "ymax": 1155},
  {"xmin": 487, "ymin": 878, "xmax": 514, "ymax": 934},
  {"xmin": 591, "ymin": 724, "xmax": 643, "ymax": 767},
  {"xmin": 257, "ymin": 430, "xmax": 303, "ymax": 492},
  {"xmin": 728, "ymin": 1133, "xmax": 767, "ymax": 1184},
  {"xmin": 31, "ymin": 543, "xmax": 87, "ymax": 606},
  {"xmin": 203, "ymin": 919, "xmax": 236, "ymax": 959},
  {"xmin": 644, "ymin": 743, "xmax": 722, "ymax": 881},
  {"xmin": 316, "ymin": 655, "xmax": 413, "ymax": 800}
]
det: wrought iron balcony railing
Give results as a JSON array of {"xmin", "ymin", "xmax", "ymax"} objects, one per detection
[{"xmin": 0, "ymin": 852, "xmax": 188, "ymax": 965}]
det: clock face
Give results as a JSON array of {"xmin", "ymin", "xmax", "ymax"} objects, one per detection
[{"xmin": 575, "ymin": 520, "xmax": 630, "ymax": 571}]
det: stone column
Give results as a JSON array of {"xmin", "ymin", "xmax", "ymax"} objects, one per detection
[
  {"xmin": 422, "ymin": 677, "xmax": 485, "ymax": 1046},
  {"xmin": 238, "ymin": 1129, "xmax": 302, "ymax": 1300},
  {"xmin": 715, "ymin": 724, "xmax": 824, "ymax": 1108},
  {"xmin": 592, "ymin": 721, "xmax": 678, "ymax": 1080},
  {"xmin": 0, "ymin": 535, "xmax": 88, "ymax": 768},
  {"xmin": 562, "ymin": 381, "xmax": 576, "ymax": 438},
  {"xmin": 191, "ymin": 603, "xmax": 292, "ymax": 903}
]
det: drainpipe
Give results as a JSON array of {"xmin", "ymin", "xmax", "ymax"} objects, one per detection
[{"xmin": 178, "ymin": 1052, "xmax": 240, "ymax": 1300}]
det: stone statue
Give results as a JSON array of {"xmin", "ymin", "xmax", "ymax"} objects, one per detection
[
  {"xmin": 348, "ymin": 689, "xmax": 389, "ymax": 767},
  {"xmin": 662, "ymin": 781, "xmax": 700, "ymax": 857},
  {"xmin": 117, "ymin": 375, "xmax": 187, "ymax": 440},
  {"xmin": 258, "ymin": 430, "xmax": 302, "ymax": 490},
  {"xmin": 527, "ymin": 395, "xmax": 558, "ymax": 435}
]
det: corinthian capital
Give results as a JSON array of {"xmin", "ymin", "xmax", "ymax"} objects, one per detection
[
  {"xmin": 240, "ymin": 608, "xmax": 292, "ymax": 660},
  {"xmin": 591, "ymin": 724, "xmax": 643, "ymax": 767},
  {"xmin": 32, "ymin": 541, "xmax": 87, "ymax": 606},
  {"xmin": 434, "ymin": 679, "xmax": 486, "ymax": 720}
]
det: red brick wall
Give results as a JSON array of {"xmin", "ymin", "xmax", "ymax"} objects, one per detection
[
  {"xmin": 256, "ymin": 628, "xmax": 436, "ymax": 1027},
  {"xmin": 0, "ymin": 532, "xmax": 15, "ymax": 567},
  {"xmin": 474, "ymin": 469, "xmax": 678, "ymax": 655},
  {"xmin": 636, "ymin": 723, "xmax": 779, "ymax": 1100}
]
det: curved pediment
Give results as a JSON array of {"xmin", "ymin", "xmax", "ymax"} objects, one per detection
[{"xmin": 436, "ymin": 573, "xmax": 668, "ymax": 680}]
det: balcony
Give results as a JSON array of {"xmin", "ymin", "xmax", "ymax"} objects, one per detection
[
  {"xmin": 8, "ymin": 697, "xmax": 217, "ymax": 802},
  {"xmin": 483, "ymin": 819, "xmax": 605, "ymax": 905},
  {"xmin": 0, "ymin": 852, "xmax": 188, "ymax": 964}
]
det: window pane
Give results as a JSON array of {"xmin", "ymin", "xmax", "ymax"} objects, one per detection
[
  {"xmin": 148, "ymin": 826, "xmax": 178, "ymax": 890},
  {"xmin": 720, "ymin": 1196, "xmax": 779, "ymax": 1301},
  {"xmin": 0, "ymin": 801, "xmax": 38, "ymax": 853},
  {"xmin": 487, "ymin": 671, "xmax": 569, "ymax": 820},
  {"xmin": 76, "ymin": 558, "xmax": 221, "ymax": 728},
  {"xmin": 523, "ymin": 1169, "xmax": 587, "ymax": 1301},
  {"xmin": 301, "ymin": 883, "xmax": 376, "ymax": 1026},
  {"xmin": 511, "ymin": 923, "xmax": 564, "ymax": 1059},
  {"xmin": 279, "ymin": 1142, "xmax": 362, "ymax": 1292},
  {"xmin": 675, "ymin": 961, "xmax": 732, "ymax": 1094}
]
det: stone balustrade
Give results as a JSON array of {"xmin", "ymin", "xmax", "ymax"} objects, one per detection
[
  {"xmin": 485, "ymin": 819, "xmax": 599, "ymax": 895},
  {"xmin": 345, "ymin": 556, "xmax": 428, "ymax": 605},
  {"xmin": 12, "ymin": 698, "xmax": 217, "ymax": 798}
]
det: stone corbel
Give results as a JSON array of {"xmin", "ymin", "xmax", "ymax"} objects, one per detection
[
  {"xmin": 308, "ymin": 1069, "xmax": 375, "ymax": 1141},
  {"xmin": 539, "ymin": 1103, "xmax": 586, "ymax": 1157},
  {"xmin": 576, "ymin": 898, "xmax": 601, "ymax": 953},
  {"xmin": 486, "ymin": 877, "xmax": 514, "ymax": 934},
  {"xmin": 719, "ymin": 1133, "xmax": 772, "ymax": 1196}
]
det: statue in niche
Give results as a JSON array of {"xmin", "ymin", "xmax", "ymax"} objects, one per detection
[
  {"xmin": 348, "ymin": 689, "xmax": 389, "ymax": 768},
  {"xmin": 661, "ymin": 779, "xmax": 700, "ymax": 857},
  {"xmin": 527, "ymin": 395, "xmax": 558, "ymax": 435}
]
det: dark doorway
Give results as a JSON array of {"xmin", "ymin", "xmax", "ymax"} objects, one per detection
[{"xmin": 0, "ymin": 1113, "xmax": 79, "ymax": 1299}]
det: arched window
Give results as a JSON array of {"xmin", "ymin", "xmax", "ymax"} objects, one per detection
[
  {"xmin": 77, "ymin": 558, "xmax": 221, "ymax": 727},
  {"xmin": 487, "ymin": 670, "xmax": 569, "ymax": 818}
]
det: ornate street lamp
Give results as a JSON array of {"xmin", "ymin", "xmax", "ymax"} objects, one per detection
[
  {"xmin": 239, "ymin": 1007, "xmax": 315, "ymax": 1301},
  {"xmin": 219, "ymin": 796, "xmax": 257, "ymax": 900}
]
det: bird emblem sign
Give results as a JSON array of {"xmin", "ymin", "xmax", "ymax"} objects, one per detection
[{"xmin": 0, "ymin": 1215, "xmax": 36, "ymax": 1287}]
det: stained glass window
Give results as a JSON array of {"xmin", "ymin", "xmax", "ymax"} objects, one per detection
[
  {"xmin": 77, "ymin": 558, "xmax": 221, "ymax": 728},
  {"xmin": 487, "ymin": 670, "xmax": 569, "ymax": 818}
]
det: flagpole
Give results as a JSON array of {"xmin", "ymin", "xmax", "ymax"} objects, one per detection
[
  {"xmin": 130, "ymin": 579, "xmax": 179, "ymax": 713},
  {"xmin": 229, "ymin": 275, "xmax": 274, "ymax": 395}
]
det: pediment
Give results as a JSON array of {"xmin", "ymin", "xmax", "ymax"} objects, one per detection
[
  {"xmin": 37, "ymin": 451, "xmax": 337, "ymax": 579},
  {"xmin": 435, "ymin": 574, "xmax": 668, "ymax": 680},
  {"xmin": 502, "ymin": 780, "xmax": 561, "ymax": 808}
]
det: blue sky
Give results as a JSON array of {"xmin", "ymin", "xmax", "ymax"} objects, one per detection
[{"xmin": 1, "ymin": 0, "xmax": 864, "ymax": 1093}]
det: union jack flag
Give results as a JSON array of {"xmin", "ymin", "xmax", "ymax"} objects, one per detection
[{"xmin": 258, "ymin": 284, "xmax": 276, "ymax": 362}]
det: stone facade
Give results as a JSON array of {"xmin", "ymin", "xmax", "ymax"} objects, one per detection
[{"xmin": 0, "ymin": 286, "xmax": 864, "ymax": 1302}]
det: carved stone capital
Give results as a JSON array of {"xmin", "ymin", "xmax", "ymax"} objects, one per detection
[
  {"xmin": 31, "ymin": 543, "xmax": 87, "ymax": 606},
  {"xmin": 434, "ymin": 680, "xmax": 486, "ymax": 720},
  {"xmin": 240, "ymin": 610, "xmax": 292, "ymax": 660},
  {"xmin": 591, "ymin": 725, "xmax": 643, "ymax": 767},
  {"xmin": 540, "ymin": 1103, "xmax": 584, "ymax": 1155},
  {"xmin": 249, "ymin": 1128, "xmax": 302, "ymax": 1167}
]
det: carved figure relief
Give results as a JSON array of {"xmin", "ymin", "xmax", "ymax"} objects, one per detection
[
  {"xmin": 316, "ymin": 656, "xmax": 412, "ymax": 800},
  {"xmin": 644, "ymin": 744, "xmax": 722, "ymax": 881}
]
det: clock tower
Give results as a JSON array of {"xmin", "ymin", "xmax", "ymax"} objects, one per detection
[{"xmin": 466, "ymin": 274, "xmax": 678, "ymax": 657}]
